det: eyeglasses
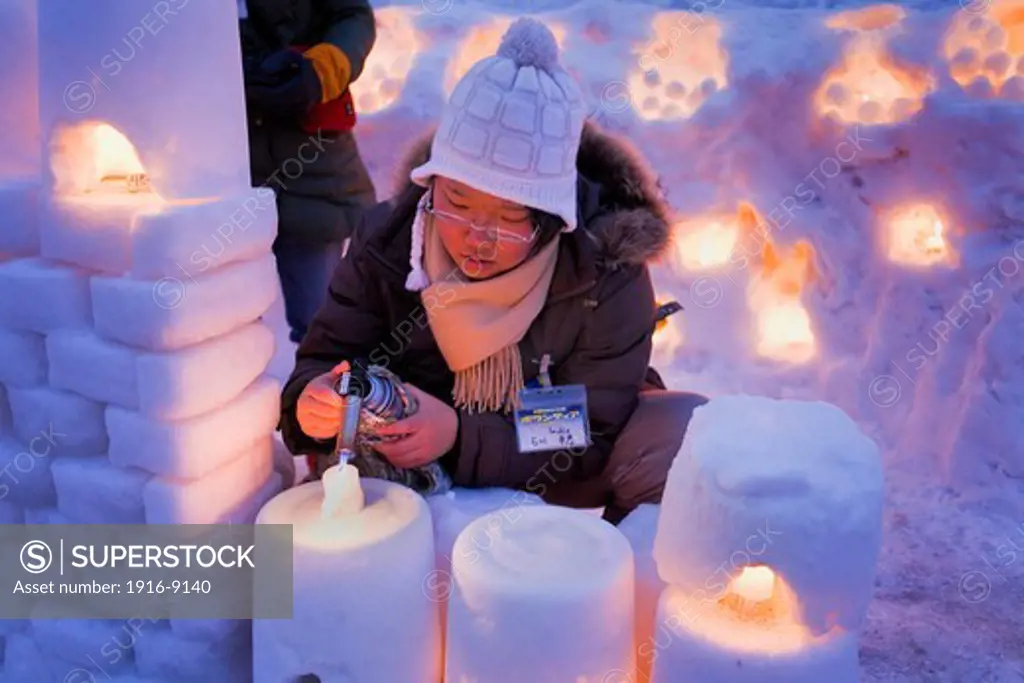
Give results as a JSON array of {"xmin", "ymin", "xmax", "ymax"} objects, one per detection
[{"xmin": 423, "ymin": 205, "xmax": 538, "ymax": 245}]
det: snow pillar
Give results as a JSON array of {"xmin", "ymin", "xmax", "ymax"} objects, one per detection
[
  {"xmin": 1, "ymin": 1, "xmax": 285, "ymax": 679},
  {"xmin": 32, "ymin": 0, "xmax": 282, "ymax": 524}
]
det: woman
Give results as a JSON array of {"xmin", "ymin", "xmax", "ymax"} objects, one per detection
[{"xmin": 279, "ymin": 18, "xmax": 707, "ymax": 523}]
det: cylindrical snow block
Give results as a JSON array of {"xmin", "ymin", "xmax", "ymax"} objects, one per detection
[
  {"xmin": 426, "ymin": 487, "xmax": 546, "ymax": 644},
  {"xmin": 445, "ymin": 505, "xmax": 635, "ymax": 683},
  {"xmin": 253, "ymin": 477, "xmax": 441, "ymax": 683},
  {"xmin": 426, "ymin": 487, "xmax": 545, "ymax": 590},
  {"xmin": 649, "ymin": 586, "xmax": 860, "ymax": 683},
  {"xmin": 653, "ymin": 394, "xmax": 884, "ymax": 636}
]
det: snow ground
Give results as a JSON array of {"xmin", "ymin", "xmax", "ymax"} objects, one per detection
[{"xmin": 262, "ymin": 0, "xmax": 1024, "ymax": 679}]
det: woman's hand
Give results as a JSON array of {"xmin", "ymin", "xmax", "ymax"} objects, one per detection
[
  {"xmin": 295, "ymin": 361, "xmax": 349, "ymax": 440},
  {"xmin": 373, "ymin": 384, "xmax": 459, "ymax": 468}
]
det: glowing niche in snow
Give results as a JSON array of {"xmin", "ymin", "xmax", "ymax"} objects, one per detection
[
  {"xmin": 349, "ymin": 6, "xmax": 423, "ymax": 114},
  {"xmin": 748, "ymin": 239, "xmax": 819, "ymax": 364},
  {"xmin": 671, "ymin": 202, "xmax": 760, "ymax": 271},
  {"xmin": 627, "ymin": 12, "xmax": 729, "ymax": 120},
  {"xmin": 445, "ymin": 18, "xmax": 569, "ymax": 95},
  {"xmin": 709, "ymin": 566, "xmax": 815, "ymax": 651},
  {"xmin": 49, "ymin": 121, "xmax": 163, "ymax": 208},
  {"xmin": 943, "ymin": 0, "xmax": 1024, "ymax": 99},
  {"xmin": 658, "ymin": 563, "xmax": 821, "ymax": 657},
  {"xmin": 816, "ymin": 8, "xmax": 934, "ymax": 125},
  {"xmin": 883, "ymin": 203, "xmax": 956, "ymax": 268}
]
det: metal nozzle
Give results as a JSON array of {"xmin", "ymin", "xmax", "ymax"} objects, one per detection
[{"xmin": 334, "ymin": 371, "xmax": 363, "ymax": 466}]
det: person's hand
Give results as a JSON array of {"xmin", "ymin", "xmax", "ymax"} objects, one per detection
[
  {"xmin": 245, "ymin": 48, "xmax": 323, "ymax": 118},
  {"xmin": 295, "ymin": 361, "xmax": 349, "ymax": 440},
  {"xmin": 373, "ymin": 384, "xmax": 459, "ymax": 469}
]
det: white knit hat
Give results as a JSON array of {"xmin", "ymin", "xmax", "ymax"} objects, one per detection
[{"xmin": 406, "ymin": 18, "xmax": 587, "ymax": 291}]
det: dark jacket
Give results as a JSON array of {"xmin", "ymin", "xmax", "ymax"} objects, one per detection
[
  {"xmin": 279, "ymin": 123, "xmax": 673, "ymax": 489},
  {"xmin": 241, "ymin": 0, "xmax": 377, "ymax": 245}
]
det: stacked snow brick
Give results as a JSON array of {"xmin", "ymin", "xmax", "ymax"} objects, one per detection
[
  {"xmin": 0, "ymin": 192, "xmax": 283, "ymax": 682},
  {"xmin": 0, "ymin": 176, "xmax": 44, "ymax": 681}
]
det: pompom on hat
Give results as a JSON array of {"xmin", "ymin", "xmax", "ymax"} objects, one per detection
[{"xmin": 406, "ymin": 18, "xmax": 587, "ymax": 291}]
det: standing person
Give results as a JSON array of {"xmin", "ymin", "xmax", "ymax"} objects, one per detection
[
  {"xmin": 240, "ymin": 0, "xmax": 378, "ymax": 344},
  {"xmin": 279, "ymin": 18, "xmax": 708, "ymax": 523}
]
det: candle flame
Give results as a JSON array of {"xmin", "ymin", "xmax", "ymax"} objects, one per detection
[
  {"xmin": 673, "ymin": 219, "xmax": 739, "ymax": 270},
  {"xmin": 51, "ymin": 122, "xmax": 156, "ymax": 197},
  {"xmin": 885, "ymin": 203, "xmax": 956, "ymax": 267},
  {"xmin": 731, "ymin": 565, "xmax": 776, "ymax": 603},
  {"xmin": 671, "ymin": 202, "xmax": 761, "ymax": 272},
  {"xmin": 748, "ymin": 240, "xmax": 819, "ymax": 364},
  {"xmin": 49, "ymin": 121, "xmax": 170, "ymax": 212},
  {"xmin": 717, "ymin": 564, "xmax": 796, "ymax": 626}
]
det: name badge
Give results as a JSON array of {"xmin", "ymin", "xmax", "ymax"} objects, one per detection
[{"xmin": 514, "ymin": 384, "xmax": 591, "ymax": 453}]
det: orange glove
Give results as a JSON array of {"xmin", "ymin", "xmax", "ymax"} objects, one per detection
[{"xmin": 303, "ymin": 43, "xmax": 352, "ymax": 103}]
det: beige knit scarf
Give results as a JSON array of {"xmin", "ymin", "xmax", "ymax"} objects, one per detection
[{"xmin": 421, "ymin": 217, "xmax": 559, "ymax": 414}]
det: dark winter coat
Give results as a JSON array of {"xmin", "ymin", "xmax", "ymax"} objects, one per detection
[
  {"xmin": 279, "ymin": 123, "xmax": 673, "ymax": 489},
  {"xmin": 241, "ymin": 0, "xmax": 377, "ymax": 246}
]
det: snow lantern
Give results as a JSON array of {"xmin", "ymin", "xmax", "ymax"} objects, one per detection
[
  {"xmin": 626, "ymin": 12, "xmax": 729, "ymax": 121},
  {"xmin": 0, "ymin": 0, "xmax": 41, "ymax": 259},
  {"xmin": 671, "ymin": 202, "xmax": 761, "ymax": 272},
  {"xmin": 444, "ymin": 17, "xmax": 569, "ymax": 95},
  {"xmin": 349, "ymin": 6, "xmax": 423, "ymax": 115},
  {"xmin": 815, "ymin": 8, "xmax": 934, "ymax": 125},
  {"xmin": 747, "ymin": 240, "xmax": 819, "ymax": 364},
  {"xmin": 445, "ymin": 505, "xmax": 635, "ymax": 683},
  {"xmin": 650, "ymin": 394, "xmax": 884, "ymax": 683},
  {"xmin": 37, "ymin": 0, "xmax": 277, "ymax": 276},
  {"xmin": 943, "ymin": 0, "xmax": 1024, "ymax": 99},
  {"xmin": 253, "ymin": 465, "xmax": 443, "ymax": 683},
  {"xmin": 882, "ymin": 202, "xmax": 957, "ymax": 268}
]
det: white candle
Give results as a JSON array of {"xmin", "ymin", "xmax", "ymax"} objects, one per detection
[{"xmin": 320, "ymin": 463, "xmax": 365, "ymax": 520}]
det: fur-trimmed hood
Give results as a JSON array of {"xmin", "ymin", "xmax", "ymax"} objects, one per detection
[{"xmin": 394, "ymin": 122, "xmax": 672, "ymax": 268}]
